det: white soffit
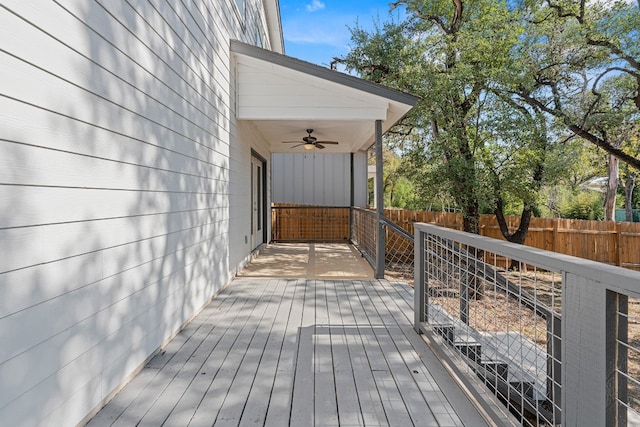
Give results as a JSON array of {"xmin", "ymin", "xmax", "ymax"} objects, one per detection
[{"xmin": 230, "ymin": 40, "xmax": 419, "ymax": 153}]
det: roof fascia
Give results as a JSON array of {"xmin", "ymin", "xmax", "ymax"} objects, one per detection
[{"xmin": 230, "ymin": 39, "xmax": 419, "ymax": 108}]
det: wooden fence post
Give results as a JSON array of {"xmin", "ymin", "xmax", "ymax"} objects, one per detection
[
  {"xmin": 615, "ymin": 222, "xmax": 622, "ymax": 267},
  {"xmin": 553, "ymin": 220, "xmax": 559, "ymax": 254}
]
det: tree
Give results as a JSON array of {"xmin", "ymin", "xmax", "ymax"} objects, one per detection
[
  {"xmin": 510, "ymin": 0, "xmax": 640, "ymax": 170},
  {"xmin": 372, "ymin": 146, "xmax": 419, "ymax": 209},
  {"xmin": 621, "ymin": 134, "xmax": 640, "ymax": 220},
  {"xmin": 479, "ymin": 94, "xmax": 556, "ymax": 243},
  {"xmin": 340, "ymin": 0, "xmax": 520, "ymax": 234}
]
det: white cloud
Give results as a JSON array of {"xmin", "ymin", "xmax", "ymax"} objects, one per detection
[
  {"xmin": 306, "ymin": 0, "xmax": 325, "ymax": 12},
  {"xmin": 283, "ymin": 21, "xmax": 351, "ymax": 49}
]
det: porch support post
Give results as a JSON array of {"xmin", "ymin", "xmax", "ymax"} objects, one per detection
[
  {"xmin": 350, "ymin": 153, "xmax": 354, "ymax": 241},
  {"xmin": 375, "ymin": 119, "xmax": 385, "ymax": 279}
]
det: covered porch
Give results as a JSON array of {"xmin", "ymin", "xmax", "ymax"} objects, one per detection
[{"xmin": 86, "ymin": 244, "xmax": 510, "ymax": 426}]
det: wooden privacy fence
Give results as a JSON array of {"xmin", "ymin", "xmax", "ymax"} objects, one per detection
[
  {"xmin": 271, "ymin": 204, "xmax": 350, "ymax": 242},
  {"xmin": 270, "ymin": 204, "xmax": 640, "ymax": 271},
  {"xmin": 383, "ymin": 208, "xmax": 640, "ymax": 271}
]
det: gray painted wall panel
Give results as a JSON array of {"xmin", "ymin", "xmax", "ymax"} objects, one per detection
[
  {"xmin": 0, "ymin": 0, "xmax": 271, "ymax": 425},
  {"xmin": 271, "ymin": 152, "xmax": 368, "ymax": 207},
  {"xmin": 353, "ymin": 151, "xmax": 368, "ymax": 208}
]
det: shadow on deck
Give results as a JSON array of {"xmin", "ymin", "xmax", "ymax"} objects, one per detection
[{"xmin": 86, "ymin": 244, "xmax": 513, "ymax": 426}]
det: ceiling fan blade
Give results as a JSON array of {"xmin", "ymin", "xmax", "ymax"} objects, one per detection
[
  {"xmin": 291, "ymin": 143, "xmax": 305, "ymax": 148},
  {"xmin": 281, "ymin": 141, "xmax": 303, "ymax": 143},
  {"xmin": 315, "ymin": 143, "xmax": 326, "ymax": 149},
  {"xmin": 315, "ymin": 140, "xmax": 339, "ymax": 144}
]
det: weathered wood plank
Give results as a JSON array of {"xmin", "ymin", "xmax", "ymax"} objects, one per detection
[
  {"xmin": 238, "ymin": 278, "xmax": 297, "ymax": 426},
  {"xmin": 326, "ymin": 280, "xmax": 365, "ymax": 427},
  {"xmin": 362, "ymin": 281, "xmax": 450, "ymax": 426},
  {"xmin": 86, "ymin": 283, "xmax": 243, "ymax": 426},
  {"xmin": 338, "ymin": 281, "xmax": 390, "ymax": 425},
  {"xmin": 87, "ymin": 275, "xmax": 499, "ymax": 427},
  {"xmin": 263, "ymin": 279, "xmax": 306, "ymax": 427},
  {"xmin": 289, "ymin": 279, "xmax": 316, "ymax": 426},
  {"xmin": 371, "ymin": 280, "xmax": 509, "ymax": 427},
  {"xmin": 186, "ymin": 279, "xmax": 278, "ymax": 427},
  {"xmin": 214, "ymin": 279, "xmax": 288, "ymax": 426},
  {"xmin": 108, "ymin": 281, "xmax": 262, "ymax": 427},
  {"xmin": 314, "ymin": 280, "xmax": 339, "ymax": 426}
]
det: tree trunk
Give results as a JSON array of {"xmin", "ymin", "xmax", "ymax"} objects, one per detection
[
  {"xmin": 462, "ymin": 201, "xmax": 480, "ymax": 234},
  {"xmin": 625, "ymin": 173, "xmax": 637, "ymax": 222},
  {"xmin": 495, "ymin": 198, "xmax": 533, "ymax": 244},
  {"xmin": 604, "ymin": 154, "xmax": 619, "ymax": 221},
  {"xmin": 495, "ymin": 197, "xmax": 534, "ymax": 270}
]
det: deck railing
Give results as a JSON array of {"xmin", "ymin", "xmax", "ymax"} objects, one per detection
[
  {"xmin": 414, "ymin": 223, "xmax": 640, "ymax": 426},
  {"xmin": 386, "ymin": 208, "xmax": 640, "ymax": 271},
  {"xmin": 380, "ymin": 216, "xmax": 414, "ymax": 283},
  {"xmin": 351, "ymin": 207, "xmax": 377, "ymax": 267},
  {"xmin": 350, "ymin": 207, "xmax": 415, "ymax": 280}
]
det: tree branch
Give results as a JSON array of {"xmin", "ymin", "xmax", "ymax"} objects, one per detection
[
  {"xmin": 515, "ymin": 89, "xmax": 640, "ymax": 170},
  {"xmin": 462, "ymin": 81, "xmax": 483, "ymax": 114},
  {"xmin": 586, "ymin": 38, "xmax": 640, "ymax": 71},
  {"xmin": 545, "ymin": 0, "xmax": 580, "ymax": 19},
  {"xmin": 568, "ymin": 125, "xmax": 640, "ymax": 170},
  {"xmin": 451, "ymin": 0, "xmax": 464, "ymax": 34},
  {"xmin": 390, "ymin": 0, "xmax": 456, "ymax": 35}
]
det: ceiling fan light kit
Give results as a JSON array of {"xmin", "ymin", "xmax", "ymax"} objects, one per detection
[{"xmin": 281, "ymin": 129, "xmax": 339, "ymax": 150}]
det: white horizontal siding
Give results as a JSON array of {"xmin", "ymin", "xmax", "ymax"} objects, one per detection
[{"xmin": 0, "ymin": 0, "xmax": 271, "ymax": 425}]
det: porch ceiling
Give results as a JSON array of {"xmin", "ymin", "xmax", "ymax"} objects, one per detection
[{"xmin": 230, "ymin": 40, "xmax": 419, "ymax": 154}]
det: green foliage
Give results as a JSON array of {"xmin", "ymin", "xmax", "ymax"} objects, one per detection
[
  {"xmin": 560, "ymin": 191, "xmax": 605, "ymax": 220},
  {"xmin": 343, "ymin": 0, "xmax": 639, "ymax": 229},
  {"xmin": 506, "ymin": 0, "xmax": 640, "ymax": 170}
]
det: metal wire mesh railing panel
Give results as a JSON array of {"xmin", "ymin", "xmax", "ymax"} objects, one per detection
[
  {"xmin": 271, "ymin": 205, "xmax": 350, "ymax": 242},
  {"xmin": 351, "ymin": 208, "xmax": 377, "ymax": 268},
  {"xmin": 616, "ymin": 295, "xmax": 640, "ymax": 425},
  {"xmin": 382, "ymin": 219, "xmax": 414, "ymax": 283},
  {"xmin": 422, "ymin": 233, "xmax": 562, "ymax": 426}
]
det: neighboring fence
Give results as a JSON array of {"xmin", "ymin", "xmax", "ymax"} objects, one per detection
[
  {"xmin": 385, "ymin": 208, "xmax": 640, "ymax": 271},
  {"xmin": 272, "ymin": 204, "xmax": 640, "ymax": 273},
  {"xmin": 271, "ymin": 204, "xmax": 350, "ymax": 242},
  {"xmin": 414, "ymin": 223, "xmax": 640, "ymax": 426}
]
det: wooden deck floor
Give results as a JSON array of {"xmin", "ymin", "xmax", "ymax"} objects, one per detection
[{"xmin": 86, "ymin": 278, "xmax": 501, "ymax": 426}]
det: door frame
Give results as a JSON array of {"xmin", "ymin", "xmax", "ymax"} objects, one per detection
[{"xmin": 250, "ymin": 149, "xmax": 268, "ymax": 249}]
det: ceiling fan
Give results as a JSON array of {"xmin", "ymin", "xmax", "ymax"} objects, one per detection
[{"xmin": 281, "ymin": 129, "xmax": 339, "ymax": 150}]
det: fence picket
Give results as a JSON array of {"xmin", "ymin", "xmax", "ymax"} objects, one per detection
[{"xmin": 271, "ymin": 205, "xmax": 640, "ymax": 271}]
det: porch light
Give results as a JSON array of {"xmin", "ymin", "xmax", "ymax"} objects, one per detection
[{"xmin": 304, "ymin": 143, "xmax": 314, "ymax": 150}]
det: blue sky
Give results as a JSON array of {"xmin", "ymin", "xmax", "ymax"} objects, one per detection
[{"xmin": 279, "ymin": 0, "xmax": 406, "ymax": 68}]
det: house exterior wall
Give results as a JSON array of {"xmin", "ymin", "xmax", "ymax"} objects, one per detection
[
  {"xmin": 0, "ymin": 1, "xmax": 273, "ymax": 425},
  {"xmin": 271, "ymin": 151, "xmax": 369, "ymax": 207},
  {"xmin": 352, "ymin": 151, "xmax": 369, "ymax": 208}
]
